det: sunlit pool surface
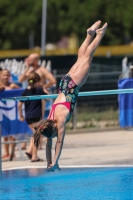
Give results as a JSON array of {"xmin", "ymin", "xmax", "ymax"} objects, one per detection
[{"xmin": 0, "ymin": 167, "xmax": 133, "ymax": 200}]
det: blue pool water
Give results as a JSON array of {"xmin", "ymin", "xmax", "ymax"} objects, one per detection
[{"xmin": 0, "ymin": 167, "xmax": 133, "ymax": 200}]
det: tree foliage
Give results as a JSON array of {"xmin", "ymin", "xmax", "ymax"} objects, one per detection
[{"xmin": 0, "ymin": 0, "xmax": 133, "ymax": 49}]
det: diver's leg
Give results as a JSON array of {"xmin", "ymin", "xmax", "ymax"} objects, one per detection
[
  {"xmin": 77, "ymin": 20, "xmax": 101, "ymax": 59},
  {"xmin": 85, "ymin": 23, "xmax": 108, "ymax": 58}
]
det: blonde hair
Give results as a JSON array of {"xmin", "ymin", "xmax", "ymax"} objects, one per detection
[{"xmin": 34, "ymin": 119, "xmax": 56, "ymax": 148}]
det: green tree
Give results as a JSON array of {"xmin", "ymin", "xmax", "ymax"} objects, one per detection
[
  {"xmin": 47, "ymin": 0, "xmax": 133, "ymax": 45},
  {"xmin": 0, "ymin": 0, "xmax": 42, "ymax": 49},
  {"xmin": 0, "ymin": 0, "xmax": 133, "ymax": 49}
]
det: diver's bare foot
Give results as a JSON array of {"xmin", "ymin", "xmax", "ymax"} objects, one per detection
[
  {"xmin": 96, "ymin": 22, "xmax": 108, "ymax": 36},
  {"xmin": 87, "ymin": 20, "xmax": 101, "ymax": 36}
]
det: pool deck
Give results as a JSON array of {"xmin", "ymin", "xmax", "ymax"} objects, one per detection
[{"xmin": 1, "ymin": 128, "xmax": 133, "ymax": 170}]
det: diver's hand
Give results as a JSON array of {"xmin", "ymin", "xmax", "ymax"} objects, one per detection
[{"xmin": 47, "ymin": 163, "xmax": 61, "ymax": 172}]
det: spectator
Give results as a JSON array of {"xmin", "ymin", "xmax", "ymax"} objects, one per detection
[
  {"xmin": 0, "ymin": 69, "xmax": 20, "ymax": 90},
  {"xmin": 0, "ymin": 69, "xmax": 20, "ymax": 159},
  {"xmin": 18, "ymin": 53, "xmax": 56, "ymax": 149},
  {"xmin": 0, "ymin": 67, "xmax": 2, "ymax": 76},
  {"xmin": 0, "ymin": 67, "xmax": 5, "ymax": 91},
  {"xmin": 18, "ymin": 53, "xmax": 56, "ymax": 92},
  {"xmin": 18, "ymin": 72, "xmax": 47, "ymax": 162}
]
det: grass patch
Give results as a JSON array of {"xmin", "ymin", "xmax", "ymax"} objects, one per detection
[
  {"xmin": 77, "ymin": 108, "xmax": 118, "ymax": 121},
  {"xmin": 66, "ymin": 107, "xmax": 119, "ymax": 129}
]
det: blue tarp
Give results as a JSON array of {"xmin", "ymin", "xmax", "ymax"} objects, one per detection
[
  {"xmin": 0, "ymin": 89, "xmax": 32, "ymax": 136},
  {"xmin": 0, "ymin": 89, "xmax": 51, "ymax": 136},
  {"xmin": 118, "ymin": 78, "xmax": 133, "ymax": 127}
]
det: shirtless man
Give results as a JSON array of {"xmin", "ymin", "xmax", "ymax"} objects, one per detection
[
  {"xmin": 18, "ymin": 53, "xmax": 56, "ymax": 149},
  {"xmin": 18, "ymin": 53, "xmax": 56, "ymax": 92}
]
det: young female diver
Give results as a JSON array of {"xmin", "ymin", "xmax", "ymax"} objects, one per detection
[{"xmin": 33, "ymin": 20, "xmax": 108, "ymax": 171}]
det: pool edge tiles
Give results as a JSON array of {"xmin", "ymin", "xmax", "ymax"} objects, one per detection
[{"xmin": 2, "ymin": 164, "xmax": 133, "ymax": 171}]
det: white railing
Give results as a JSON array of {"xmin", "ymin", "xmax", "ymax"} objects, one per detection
[{"xmin": 0, "ymin": 59, "xmax": 52, "ymax": 78}]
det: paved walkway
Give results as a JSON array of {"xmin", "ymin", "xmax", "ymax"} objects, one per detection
[{"xmin": 1, "ymin": 128, "xmax": 133, "ymax": 170}]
